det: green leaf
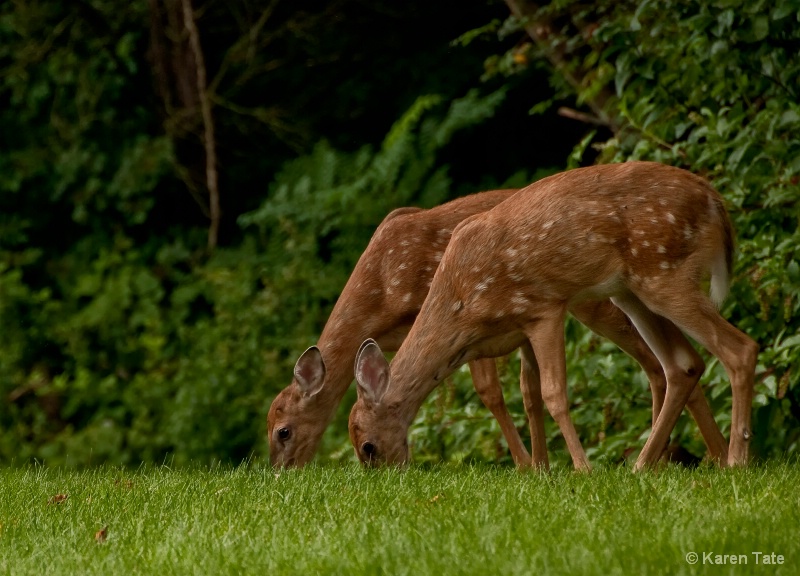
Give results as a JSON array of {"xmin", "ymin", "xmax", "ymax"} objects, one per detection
[
  {"xmin": 450, "ymin": 20, "xmax": 500, "ymax": 47},
  {"xmin": 787, "ymin": 260, "xmax": 800, "ymax": 283},
  {"xmin": 779, "ymin": 109, "xmax": 800, "ymax": 127},
  {"xmin": 753, "ymin": 15, "xmax": 770, "ymax": 40},
  {"xmin": 529, "ymin": 99, "xmax": 554, "ymax": 116},
  {"xmin": 382, "ymin": 94, "xmax": 443, "ymax": 151},
  {"xmin": 727, "ymin": 142, "xmax": 751, "ymax": 171},
  {"xmin": 718, "ymin": 9, "xmax": 735, "ymax": 32},
  {"xmin": 567, "ymin": 130, "xmax": 597, "ymax": 169},
  {"xmin": 771, "ymin": 3, "xmax": 798, "ymax": 20},
  {"xmin": 776, "ymin": 333, "xmax": 800, "ymax": 352}
]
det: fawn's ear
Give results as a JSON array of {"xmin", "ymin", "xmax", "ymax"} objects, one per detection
[
  {"xmin": 294, "ymin": 346, "xmax": 326, "ymax": 397},
  {"xmin": 354, "ymin": 339, "xmax": 390, "ymax": 405}
]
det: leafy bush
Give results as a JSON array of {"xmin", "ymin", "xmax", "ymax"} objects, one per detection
[
  {"xmin": 451, "ymin": 0, "xmax": 800, "ymax": 464},
  {"xmin": 0, "ymin": 85, "xmax": 508, "ymax": 465},
  {"xmin": 587, "ymin": 0, "xmax": 800, "ymax": 459}
]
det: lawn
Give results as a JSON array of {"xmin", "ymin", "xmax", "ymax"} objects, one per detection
[{"xmin": 1, "ymin": 461, "xmax": 798, "ymax": 575}]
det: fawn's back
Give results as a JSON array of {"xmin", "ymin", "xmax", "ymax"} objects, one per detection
[{"xmin": 437, "ymin": 161, "xmax": 731, "ymax": 320}]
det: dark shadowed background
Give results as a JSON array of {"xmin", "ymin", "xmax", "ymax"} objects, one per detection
[{"xmin": 1, "ymin": 0, "xmax": 798, "ymax": 467}]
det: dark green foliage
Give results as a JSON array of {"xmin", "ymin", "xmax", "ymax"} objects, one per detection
[
  {"xmin": 584, "ymin": 0, "xmax": 800, "ymax": 459},
  {"xmin": 427, "ymin": 0, "xmax": 800, "ymax": 465},
  {"xmin": 2, "ymin": 0, "xmax": 798, "ymax": 467},
  {"xmin": 0, "ymin": 5, "xmax": 512, "ymax": 464}
]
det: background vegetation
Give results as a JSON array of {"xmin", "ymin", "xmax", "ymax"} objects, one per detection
[{"xmin": 1, "ymin": 0, "xmax": 798, "ymax": 467}]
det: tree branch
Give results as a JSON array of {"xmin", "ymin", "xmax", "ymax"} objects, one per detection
[
  {"xmin": 182, "ymin": 0, "xmax": 220, "ymax": 250},
  {"xmin": 503, "ymin": 0, "xmax": 622, "ymax": 133},
  {"xmin": 207, "ymin": 0, "xmax": 281, "ymax": 95},
  {"xmin": 211, "ymin": 95, "xmax": 307, "ymax": 152},
  {"xmin": 557, "ymin": 106, "xmax": 606, "ymax": 126}
]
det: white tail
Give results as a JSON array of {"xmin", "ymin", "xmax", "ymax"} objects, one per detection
[
  {"xmin": 709, "ymin": 251, "xmax": 731, "ymax": 307},
  {"xmin": 350, "ymin": 161, "xmax": 756, "ymax": 470}
]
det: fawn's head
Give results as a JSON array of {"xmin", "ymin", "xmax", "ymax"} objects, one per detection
[
  {"xmin": 348, "ymin": 339, "xmax": 410, "ymax": 467},
  {"xmin": 268, "ymin": 346, "xmax": 329, "ymax": 467}
]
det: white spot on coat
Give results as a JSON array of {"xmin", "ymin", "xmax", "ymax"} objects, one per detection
[
  {"xmin": 511, "ymin": 294, "xmax": 527, "ymax": 306},
  {"xmin": 475, "ymin": 276, "xmax": 495, "ymax": 292}
]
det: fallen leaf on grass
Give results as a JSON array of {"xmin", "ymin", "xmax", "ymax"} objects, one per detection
[
  {"xmin": 95, "ymin": 526, "xmax": 108, "ymax": 543},
  {"xmin": 48, "ymin": 494, "xmax": 68, "ymax": 505},
  {"xmin": 691, "ymin": 480, "xmax": 711, "ymax": 490}
]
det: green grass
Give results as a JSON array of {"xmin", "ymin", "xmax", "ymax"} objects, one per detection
[{"xmin": 1, "ymin": 461, "xmax": 799, "ymax": 575}]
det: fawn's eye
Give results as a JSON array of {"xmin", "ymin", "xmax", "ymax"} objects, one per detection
[
  {"xmin": 277, "ymin": 427, "xmax": 291, "ymax": 441},
  {"xmin": 362, "ymin": 441, "xmax": 376, "ymax": 458}
]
